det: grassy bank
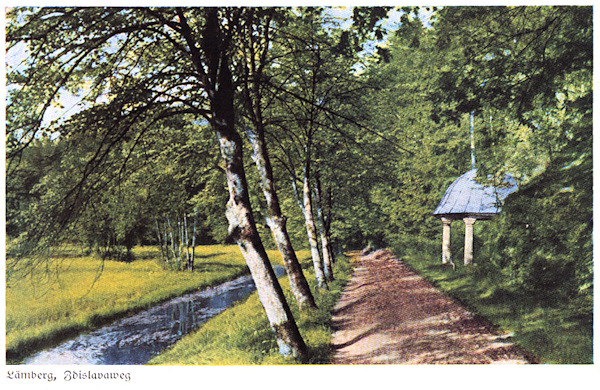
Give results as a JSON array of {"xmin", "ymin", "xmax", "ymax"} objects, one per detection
[
  {"xmin": 149, "ymin": 254, "xmax": 352, "ymax": 365},
  {"xmin": 6, "ymin": 245, "xmax": 292, "ymax": 363},
  {"xmin": 398, "ymin": 248, "xmax": 593, "ymax": 364}
]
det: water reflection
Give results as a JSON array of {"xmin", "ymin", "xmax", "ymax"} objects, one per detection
[
  {"xmin": 170, "ymin": 301, "xmax": 192, "ymax": 335},
  {"xmin": 25, "ymin": 266, "xmax": 285, "ymax": 365}
]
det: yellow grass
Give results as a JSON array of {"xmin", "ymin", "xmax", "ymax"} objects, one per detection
[{"xmin": 6, "ymin": 244, "xmax": 285, "ymax": 360}]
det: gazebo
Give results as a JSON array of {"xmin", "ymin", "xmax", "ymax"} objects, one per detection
[{"xmin": 432, "ymin": 169, "xmax": 518, "ymax": 266}]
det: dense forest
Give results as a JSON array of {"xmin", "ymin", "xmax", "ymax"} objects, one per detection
[{"xmin": 6, "ymin": 6, "xmax": 592, "ymax": 360}]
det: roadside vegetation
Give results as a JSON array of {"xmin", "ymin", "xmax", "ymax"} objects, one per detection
[
  {"xmin": 149, "ymin": 254, "xmax": 351, "ymax": 365},
  {"xmin": 6, "ymin": 245, "xmax": 295, "ymax": 363},
  {"xmin": 396, "ymin": 239, "xmax": 593, "ymax": 364}
]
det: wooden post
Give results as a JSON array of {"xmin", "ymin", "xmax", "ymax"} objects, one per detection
[
  {"xmin": 463, "ymin": 217, "xmax": 477, "ymax": 265},
  {"xmin": 441, "ymin": 217, "xmax": 452, "ymax": 265}
]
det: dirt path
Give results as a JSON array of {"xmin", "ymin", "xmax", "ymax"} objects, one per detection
[{"xmin": 330, "ymin": 249, "xmax": 537, "ymax": 364}]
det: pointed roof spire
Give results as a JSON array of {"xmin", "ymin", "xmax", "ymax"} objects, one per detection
[{"xmin": 470, "ymin": 111, "xmax": 476, "ymax": 170}]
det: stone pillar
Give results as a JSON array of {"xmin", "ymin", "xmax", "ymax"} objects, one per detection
[
  {"xmin": 463, "ymin": 217, "xmax": 477, "ymax": 265},
  {"xmin": 441, "ymin": 217, "xmax": 452, "ymax": 264}
]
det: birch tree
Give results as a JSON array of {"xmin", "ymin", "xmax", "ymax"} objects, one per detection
[
  {"xmin": 239, "ymin": 8, "xmax": 317, "ymax": 309},
  {"xmin": 263, "ymin": 8, "xmax": 381, "ymax": 286}
]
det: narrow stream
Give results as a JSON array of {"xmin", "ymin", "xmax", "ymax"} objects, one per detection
[{"xmin": 24, "ymin": 266, "xmax": 285, "ymax": 365}]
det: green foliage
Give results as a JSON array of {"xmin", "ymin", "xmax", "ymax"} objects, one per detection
[
  {"xmin": 432, "ymin": 5, "xmax": 595, "ymax": 322},
  {"xmin": 431, "ymin": 7, "xmax": 592, "ymax": 122},
  {"xmin": 5, "ymin": 136, "xmax": 64, "ymax": 239},
  {"xmin": 382, "ymin": 6, "xmax": 593, "ymax": 363},
  {"xmin": 351, "ymin": 23, "xmax": 471, "ymax": 249},
  {"xmin": 478, "ymin": 151, "xmax": 592, "ymax": 311}
]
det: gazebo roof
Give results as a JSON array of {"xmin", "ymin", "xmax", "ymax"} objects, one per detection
[{"xmin": 433, "ymin": 169, "xmax": 518, "ymax": 220}]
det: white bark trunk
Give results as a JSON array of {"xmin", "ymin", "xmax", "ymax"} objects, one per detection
[
  {"xmin": 167, "ymin": 217, "xmax": 176, "ymax": 262},
  {"xmin": 215, "ymin": 127, "xmax": 307, "ymax": 360},
  {"xmin": 314, "ymin": 176, "xmax": 334, "ymax": 281},
  {"xmin": 199, "ymin": 10, "xmax": 307, "ymax": 358},
  {"xmin": 154, "ymin": 215, "xmax": 166, "ymax": 262},
  {"xmin": 302, "ymin": 176, "xmax": 328, "ymax": 290},
  {"xmin": 190, "ymin": 209, "xmax": 197, "ymax": 271},
  {"xmin": 163, "ymin": 222, "xmax": 169, "ymax": 263},
  {"xmin": 184, "ymin": 214, "xmax": 191, "ymax": 270},
  {"xmin": 246, "ymin": 127, "xmax": 317, "ymax": 309}
]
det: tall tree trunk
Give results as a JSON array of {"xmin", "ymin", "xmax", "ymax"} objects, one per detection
[
  {"xmin": 204, "ymin": 19, "xmax": 307, "ymax": 358},
  {"xmin": 239, "ymin": 7, "xmax": 316, "ymax": 309},
  {"xmin": 302, "ymin": 172, "xmax": 328, "ymax": 290},
  {"xmin": 154, "ymin": 215, "xmax": 166, "ymax": 262},
  {"xmin": 175, "ymin": 6, "xmax": 307, "ymax": 359},
  {"xmin": 189, "ymin": 209, "xmax": 197, "ymax": 271},
  {"xmin": 246, "ymin": 127, "xmax": 317, "ymax": 310},
  {"xmin": 178, "ymin": 218, "xmax": 183, "ymax": 269},
  {"xmin": 163, "ymin": 221, "xmax": 170, "ymax": 263},
  {"xmin": 326, "ymin": 187, "xmax": 335, "ymax": 262},
  {"xmin": 319, "ymin": 218, "xmax": 333, "ymax": 281},
  {"xmin": 167, "ymin": 217, "xmax": 176, "ymax": 262},
  {"xmin": 215, "ymin": 125, "xmax": 307, "ymax": 359},
  {"xmin": 314, "ymin": 173, "xmax": 334, "ymax": 281},
  {"xmin": 184, "ymin": 213, "xmax": 191, "ymax": 270}
]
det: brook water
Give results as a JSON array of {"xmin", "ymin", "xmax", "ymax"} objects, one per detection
[{"xmin": 25, "ymin": 266, "xmax": 285, "ymax": 365}]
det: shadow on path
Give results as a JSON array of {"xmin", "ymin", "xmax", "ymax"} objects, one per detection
[{"xmin": 330, "ymin": 250, "xmax": 538, "ymax": 364}]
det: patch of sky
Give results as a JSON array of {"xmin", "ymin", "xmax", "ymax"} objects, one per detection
[
  {"xmin": 324, "ymin": 6, "xmax": 433, "ymax": 33},
  {"xmin": 325, "ymin": 7, "xmax": 401, "ymax": 74},
  {"xmin": 41, "ymin": 88, "xmax": 91, "ymax": 128},
  {"xmin": 9, "ymin": 30, "xmax": 132, "ymax": 129},
  {"xmin": 8, "ymin": 7, "xmax": 437, "ymax": 128},
  {"xmin": 194, "ymin": 118, "xmax": 210, "ymax": 128},
  {"xmin": 7, "ymin": 6, "xmax": 33, "ymax": 24},
  {"xmin": 6, "ymin": 41, "xmax": 31, "ymax": 75},
  {"xmin": 322, "ymin": 7, "xmax": 354, "ymax": 31},
  {"xmin": 351, "ymin": 7, "xmax": 435, "ymax": 74}
]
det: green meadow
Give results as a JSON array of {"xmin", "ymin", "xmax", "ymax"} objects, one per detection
[{"xmin": 5, "ymin": 245, "xmax": 295, "ymax": 363}]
